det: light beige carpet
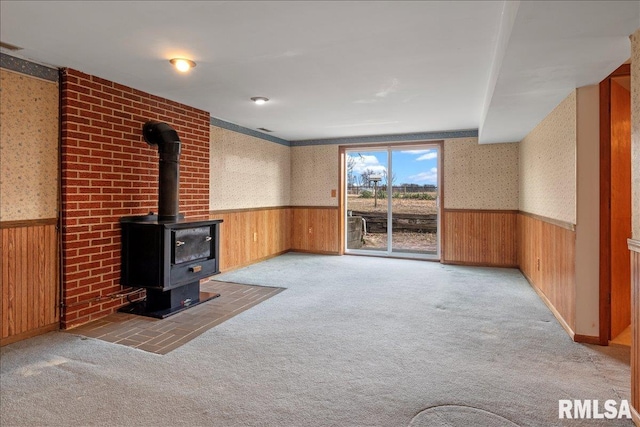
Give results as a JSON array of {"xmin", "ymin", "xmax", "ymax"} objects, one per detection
[{"xmin": 1, "ymin": 253, "xmax": 632, "ymax": 426}]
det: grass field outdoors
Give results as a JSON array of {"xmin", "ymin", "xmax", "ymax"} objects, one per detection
[
  {"xmin": 346, "ymin": 192, "xmax": 438, "ymax": 253},
  {"xmin": 346, "ymin": 193, "xmax": 438, "ymax": 215},
  {"xmin": 360, "ymin": 232, "xmax": 438, "ymax": 252}
]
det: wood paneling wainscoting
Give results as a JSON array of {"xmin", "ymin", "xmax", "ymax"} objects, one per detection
[
  {"xmin": 290, "ymin": 207, "xmax": 340, "ymax": 254},
  {"xmin": 1, "ymin": 219, "xmax": 60, "ymax": 346},
  {"xmin": 442, "ymin": 209, "xmax": 517, "ymax": 266},
  {"xmin": 629, "ymin": 239, "xmax": 640, "ymax": 425},
  {"xmin": 518, "ymin": 212, "xmax": 577, "ymax": 338},
  {"xmin": 210, "ymin": 207, "xmax": 291, "ymax": 272},
  {"xmin": 209, "ymin": 206, "xmax": 339, "ymax": 272}
]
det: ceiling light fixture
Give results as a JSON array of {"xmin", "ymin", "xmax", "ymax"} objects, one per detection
[
  {"xmin": 251, "ymin": 97, "xmax": 269, "ymax": 105},
  {"xmin": 170, "ymin": 58, "xmax": 196, "ymax": 73}
]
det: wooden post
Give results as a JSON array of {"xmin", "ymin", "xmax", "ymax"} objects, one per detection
[{"xmin": 374, "ymin": 181, "xmax": 378, "ymax": 208}]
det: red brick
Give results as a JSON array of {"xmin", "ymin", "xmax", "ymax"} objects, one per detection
[
  {"xmin": 90, "ymin": 252, "xmax": 113, "ymax": 262},
  {"xmin": 90, "ymin": 165, "xmax": 112, "ymax": 173},
  {"xmin": 90, "ymin": 267, "xmax": 113, "ymax": 276},
  {"xmin": 78, "ymin": 277, "xmax": 101, "ymax": 288},
  {"xmin": 102, "ymin": 130, "xmax": 123, "ymax": 139},
  {"xmin": 77, "ymin": 231, "xmax": 102, "ymax": 240},
  {"xmin": 78, "ymin": 304, "xmax": 103, "ymax": 318},
  {"xmin": 65, "ymin": 285, "xmax": 92, "ymax": 298},
  {"xmin": 101, "ymin": 258, "xmax": 120, "ymax": 267},
  {"xmin": 61, "ymin": 67, "xmax": 210, "ymax": 328},
  {"xmin": 100, "ymin": 299, "xmax": 126, "ymax": 311},
  {"xmin": 91, "ymin": 75, "xmax": 113, "ymax": 87},
  {"xmin": 90, "ymin": 136, "xmax": 113, "ymax": 147},
  {"xmin": 78, "ymin": 93, "xmax": 102, "ymax": 105},
  {"xmin": 91, "ymin": 105, "xmax": 114, "ymax": 115},
  {"xmin": 113, "ymin": 97, "xmax": 134, "ymax": 108}
]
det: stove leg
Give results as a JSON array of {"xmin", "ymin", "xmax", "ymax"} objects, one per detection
[
  {"xmin": 145, "ymin": 282, "xmax": 200, "ymax": 312},
  {"xmin": 119, "ymin": 281, "xmax": 220, "ymax": 319}
]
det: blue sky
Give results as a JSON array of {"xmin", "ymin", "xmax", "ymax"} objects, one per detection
[{"xmin": 347, "ymin": 149, "xmax": 438, "ymax": 186}]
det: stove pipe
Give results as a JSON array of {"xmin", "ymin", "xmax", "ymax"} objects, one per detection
[{"xmin": 143, "ymin": 121, "xmax": 182, "ymax": 221}]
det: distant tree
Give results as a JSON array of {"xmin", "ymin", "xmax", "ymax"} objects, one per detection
[
  {"xmin": 347, "ymin": 156, "xmax": 357, "ymax": 190},
  {"xmin": 382, "ymin": 169, "xmax": 396, "ymax": 188},
  {"xmin": 354, "ymin": 174, "xmax": 362, "ymax": 193},
  {"xmin": 361, "ymin": 169, "xmax": 375, "ymax": 188}
]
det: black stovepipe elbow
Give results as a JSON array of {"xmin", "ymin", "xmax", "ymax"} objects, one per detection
[{"xmin": 143, "ymin": 121, "xmax": 181, "ymax": 153}]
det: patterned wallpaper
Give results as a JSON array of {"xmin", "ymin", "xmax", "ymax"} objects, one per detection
[
  {"xmin": 290, "ymin": 145, "xmax": 339, "ymax": 206},
  {"xmin": 0, "ymin": 69, "xmax": 59, "ymax": 221},
  {"xmin": 210, "ymin": 125, "xmax": 291, "ymax": 210},
  {"xmin": 632, "ymin": 30, "xmax": 640, "ymax": 239},
  {"xmin": 519, "ymin": 91, "xmax": 577, "ymax": 224},
  {"xmin": 443, "ymin": 138, "xmax": 519, "ymax": 210}
]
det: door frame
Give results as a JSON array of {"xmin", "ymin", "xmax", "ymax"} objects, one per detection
[
  {"xmin": 599, "ymin": 63, "xmax": 631, "ymax": 345},
  {"xmin": 338, "ymin": 141, "xmax": 443, "ymax": 260}
]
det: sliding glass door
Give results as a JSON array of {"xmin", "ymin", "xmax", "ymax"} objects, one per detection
[
  {"xmin": 345, "ymin": 149, "xmax": 389, "ymax": 252},
  {"xmin": 345, "ymin": 144, "xmax": 440, "ymax": 259}
]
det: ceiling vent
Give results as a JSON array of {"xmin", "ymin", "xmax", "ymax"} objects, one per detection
[
  {"xmin": 0, "ymin": 41, "xmax": 23, "ymax": 51},
  {"xmin": 257, "ymin": 127, "xmax": 273, "ymax": 133}
]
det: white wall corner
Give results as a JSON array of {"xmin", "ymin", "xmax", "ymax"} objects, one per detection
[{"xmin": 574, "ymin": 85, "xmax": 600, "ymax": 337}]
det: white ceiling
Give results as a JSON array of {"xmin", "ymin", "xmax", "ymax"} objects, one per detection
[{"xmin": 1, "ymin": 1, "xmax": 638, "ymax": 143}]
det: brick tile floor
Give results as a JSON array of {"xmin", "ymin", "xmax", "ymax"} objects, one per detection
[{"xmin": 66, "ymin": 281, "xmax": 284, "ymax": 355}]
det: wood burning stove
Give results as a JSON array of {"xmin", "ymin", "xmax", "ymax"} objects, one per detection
[{"xmin": 119, "ymin": 121, "xmax": 222, "ymax": 318}]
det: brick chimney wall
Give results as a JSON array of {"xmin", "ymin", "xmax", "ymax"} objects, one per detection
[{"xmin": 60, "ymin": 68, "xmax": 210, "ymax": 329}]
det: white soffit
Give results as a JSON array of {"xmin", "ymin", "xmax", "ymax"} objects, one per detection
[{"xmin": 479, "ymin": 0, "xmax": 640, "ymax": 144}]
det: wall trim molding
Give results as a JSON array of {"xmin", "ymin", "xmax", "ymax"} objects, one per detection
[
  {"xmin": 210, "ymin": 206, "xmax": 289, "ymax": 215},
  {"xmin": 0, "ymin": 218, "xmax": 58, "ymax": 229},
  {"xmin": 291, "ymin": 129, "xmax": 478, "ymax": 146},
  {"xmin": 291, "ymin": 205, "xmax": 339, "ymax": 210},
  {"xmin": 0, "ymin": 52, "xmax": 59, "ymax": 82},
  {"xmin": 632, "ymin": 405, "xmax": 639, "ymax": 427},
  {"xmin": 441, "ymin": 260, "xmax": 518, "ymax": 268},
  {"xmin": 210, "ymin": 116, "xmax": 478, "ymax": 149},
  {"xmin": 573, "ymin": 334, "xmax": 601, "ymax": 345},
  {"xmin": 209, "ymin": 206, "xmax": 338, "ymax": 216},
  {"xmin": 444, "ymin": 208, "xmax": 519, "ymax": 214},
  {"xmin": 518, "ymin": 211, "xmax": 576, "ymax": 232},
  {"xmin": 210, "ymin": 116, "xmax": 291, "ymax": 147},
  {"xmin": 291, "ymin": 249, "xmax": 340, "ymax": 256},
  {"xmin": 521, "ymin": 271, "xmax": 576, "ymax": 340},
  {"xmin": 629, "ymin": 238, "xmax": 640, "ymax": 253},
  {"xmin": 0, "ymin": 323, "xmax": 58, "ymax": 347}
]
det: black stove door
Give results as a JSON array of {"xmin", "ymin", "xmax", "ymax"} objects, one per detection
[{"xmin": 173, "ymin": 226, "xmax": 212, "ymax": 264}]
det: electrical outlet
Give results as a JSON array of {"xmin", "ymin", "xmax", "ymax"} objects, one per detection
[
  {"xmin": 331, "ymin": 189, "xmax": 337, "ymax": 198},
  {"xmin": 308, "ymin": 227, "xmax": 313, "ymax": 234},
  {"xmin": 536, "ymin": 258, "xmax": 540, "ymax": 271},
  {"xmin": 253, "ymin": 232, "xmax": 257, "ymax": 242}
]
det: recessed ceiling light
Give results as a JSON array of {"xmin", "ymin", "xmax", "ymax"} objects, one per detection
[
  {"xmin": 170, "ymin": 58, "xmax": 196, "ymax": 73},
  {"xmin": 251, "ymin": 97, "xmax": 269, "ymax": 105}
]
